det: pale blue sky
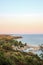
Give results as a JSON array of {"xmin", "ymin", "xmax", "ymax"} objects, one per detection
[
  {"xmin": 0, "ymin": 0, "xmax": 43, "ymax": 15},
  {"xmin": 0, "ymin": 0, "xmax": 43, "ymax": 34}
]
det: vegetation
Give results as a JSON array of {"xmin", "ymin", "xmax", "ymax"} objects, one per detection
[
  {"xmin": 40, "ymin": 44, "xmax": 43, "ymax": 52},
  {"xmin": 39, "ymin": 44, "xmax": 43, "ymax": 60},
  {"xmin": 0, "ymin": 35, "xmax": 43, "ymax": 65}
]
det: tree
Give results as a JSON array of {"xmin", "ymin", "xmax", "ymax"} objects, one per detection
[
  {"xmin": 40, "ymin": 44, "xmax": 43, "ymax": 52},
  {"xmin": 39, "ymin": 44, "xmax": 43, "ymax": 60}
]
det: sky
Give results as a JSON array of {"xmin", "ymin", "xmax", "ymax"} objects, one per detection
[{"xmin": 0, "ymin": 0, "xmax": 43, "ymax": 34}]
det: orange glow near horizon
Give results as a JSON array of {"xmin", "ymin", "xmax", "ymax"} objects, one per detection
[{"xmin": 0, "ymin": 15, "xmax": 43, "ymax": 34}]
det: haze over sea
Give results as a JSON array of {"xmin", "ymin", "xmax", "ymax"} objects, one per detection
[{"xmin": 13, "ymin": 34, "xmax": 43, "ymax": 46}]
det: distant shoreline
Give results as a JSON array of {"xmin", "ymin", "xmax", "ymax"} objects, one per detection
[
  {"xmin": 0, "ymin": 34, "xmax": 22, "ymax": 40},
  {"xmin": 0, "ymin": 34, "xmax": 41, "ymax": 54}
]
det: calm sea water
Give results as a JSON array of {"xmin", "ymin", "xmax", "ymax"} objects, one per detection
[
  {"xmin": 13, "ymin": 34, "xmax": 43, "ymax": 46},
  {"xmin": 13, "ymin": 34, "xmax": 43, "ymax": 54}
]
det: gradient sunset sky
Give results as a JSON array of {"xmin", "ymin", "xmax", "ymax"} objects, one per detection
[{"xmin": 0, "ymin": 0, "xmax": 43, "ymax": 34}]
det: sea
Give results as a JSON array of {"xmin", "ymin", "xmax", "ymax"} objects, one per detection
[
  {"xmin": 13, "ymin": 34, "xmax": 43, "ymax": 46},
  {"xmin": 12, "ymin": 34, "xmax": 43, "ymax": 55}
]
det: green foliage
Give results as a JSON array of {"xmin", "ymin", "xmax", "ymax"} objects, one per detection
[
  {"xmin": 0, "ymin": 38, "xmax": 43, "ymax": 65},
  {"xmin": 40, "ymin": 53, "xmax": 43, "ymax": 60},
  {"xmin": 2, "ymin": 43, "xmax": 12, "ymax": 50},
  {"xmin": 40, "ymin": 44, "xmax": 43, "ymax": 52},
  {"xmin": 0, "ymin": 51, "xmax": 14, "ymax": 65},
  {"xmin": 19, "ymin": 41, "xmax": 24, "ymax": 47},
  {"xmin": 14, "ymin": 40, "xmax": 19, "ymax": 46}
]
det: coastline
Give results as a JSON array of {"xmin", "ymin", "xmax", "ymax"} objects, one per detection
[
  {"xmin": 0, "ymin": 34, "xmax": 22, "ymax": 40},
  {"xmin": 0, "ymin": 34, "xmax": 41, "ymax": 54},
  {"xmin": 12, "ymin": 43, "xmax": 40, "ymax": 53}
]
